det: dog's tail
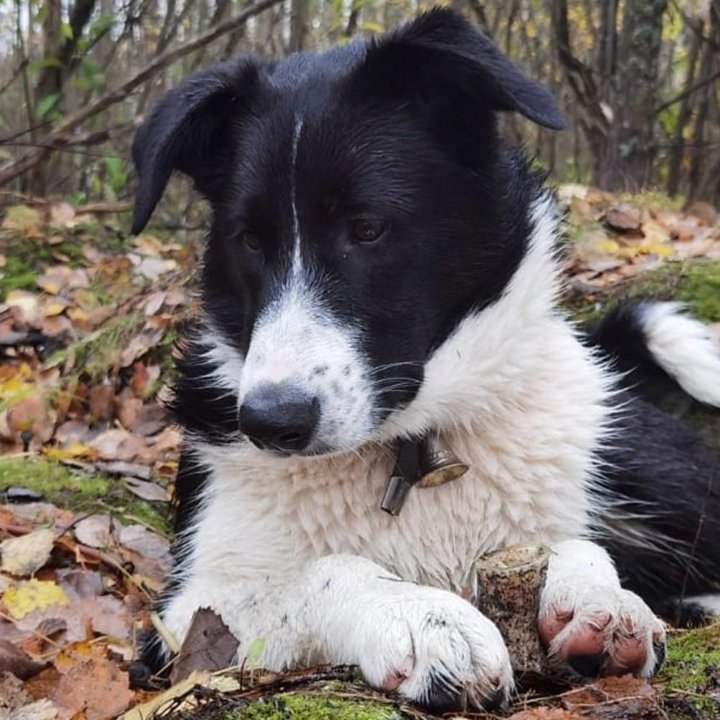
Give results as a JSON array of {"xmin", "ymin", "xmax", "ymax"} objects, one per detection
[{"xmin": 588, "ymin": 301, "xmax": 720, "ymax": 407}]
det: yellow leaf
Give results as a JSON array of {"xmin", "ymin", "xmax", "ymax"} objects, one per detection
[
  {"xmin": 43, "ymin": 301, "xmax": 68, "ymax": 317},
  {"xmin": 38, "ymin": 280, "xmax": 62, "ymax": 295},
  {"xmin": 42, "ymin": 442, "xmax": 96, "ymax": 461},
  {"xmin": 67, "ymin": 307, "xmax": 89, "ymax": 323},
  {"xmin": 2, "ymin": 578, "xmax": 69, "ymax": 619},
  {"xmin": 594, "ymin": 239, "xmax": 621, "ymax": 255},
  {"xmin": 641, "ymin": 241, "xmax": 674, "ymax": 258}
]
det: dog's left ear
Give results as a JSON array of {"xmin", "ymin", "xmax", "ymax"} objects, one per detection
[
  {"xmin": 348, "ymin": 8, "xmax": 565, "ymax": 130},
  {"xmin": 131, "ymin": 57, "xmax": 263, "ymax": 234}
]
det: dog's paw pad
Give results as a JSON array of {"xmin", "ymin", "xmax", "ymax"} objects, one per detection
[{"xmin": 539, "ymin": 585, "xmax": 666, "ymax": 678}]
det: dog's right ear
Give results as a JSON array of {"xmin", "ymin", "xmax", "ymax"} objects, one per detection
[{"xmin": 132, "ymin": 58, "xmax": 262, "ymax": 234}]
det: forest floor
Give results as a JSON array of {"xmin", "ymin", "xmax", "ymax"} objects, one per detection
[{"xmin": 0, "ymin": 187, "xmax": 719, "ymax": 720}]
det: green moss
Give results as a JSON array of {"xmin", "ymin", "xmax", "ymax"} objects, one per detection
[
  {"xmin": 226, "ymin": 694, "xmax": 406, "ymax": 720},
  {"xmin": 0, "ymin": 457, "xmax": 169, "ymax": 534},
  {"xmin": 675, "ymin": 261, "xmax": 720, "ymax": 323},
  {"xmin": 659, "ymin": 623, "xmax": 720, "ymax": 718}
]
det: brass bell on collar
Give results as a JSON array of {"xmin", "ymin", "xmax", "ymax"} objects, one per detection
[
  {"xmin": 381, "ymin": 433, "xmax": 469, "ymax": 516},
  {"xmin": 416, "ymin": 436, "xmax": 469, "ymax": 488}
]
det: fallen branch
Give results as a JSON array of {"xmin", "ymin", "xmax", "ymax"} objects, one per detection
[{"xmin": 0, "ymin": 0, "xmax": 284, "ymax": 187}]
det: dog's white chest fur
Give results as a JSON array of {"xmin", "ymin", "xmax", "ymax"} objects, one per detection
[
  {"xmin": 193, "ymin": 323, "xmax": 610, "ymax": 597},
  {"xmin": 184, "ymin": 198, "xmax": 612, "ymax": 596}
]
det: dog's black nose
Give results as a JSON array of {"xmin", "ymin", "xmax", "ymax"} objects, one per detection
[{"xmin": 239, "ymin": 384, "xmax": 320, "ymax": 454}]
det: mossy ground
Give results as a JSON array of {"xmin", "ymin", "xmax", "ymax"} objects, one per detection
[
  {"xmin": 225, "ymin": 694, "xmax": 407, "ymax": 720},
  {"xmin": 0, "ymin": 456, "xmax": 169, "ymax": 533},
  {"xmin": 660, "ymin": 624, "xmax": 720, "ymax": 719}
]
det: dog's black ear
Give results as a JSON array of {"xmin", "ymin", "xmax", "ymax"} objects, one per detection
[
  {"xmin": 350, "ymin": 8, "xmax": 565, "ymax": 130},
  {"xmin": 131, "ymin": 58, "xmax": 262, "ymax": 234}
]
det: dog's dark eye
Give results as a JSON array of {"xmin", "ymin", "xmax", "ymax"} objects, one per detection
[
  {"xmin": 239, "ymin": 229, "xmax": 261, "ymax": 252},
  {"xmin": 351, "ymin": 219, "xmax": 385, "ymax": 244}
]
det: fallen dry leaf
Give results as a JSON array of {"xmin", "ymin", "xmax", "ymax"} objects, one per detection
[
  {"xmin": 0, "ymin": 639, "xmax": 48, "ymax": 680},
  {"xmin": 73, "ymin": 515, "xmax": 113, "ymax": 549},
  {"xmin": 6, "ymin": 698, "xmax": 59, "ymax": 720},
  {"xmin": 117, "ymin": 524, "xmax": 169, "ymax": 562},
  {"xmin": 17, "ymin": 594, "xmax": 132, "ymax": 644},
  {"xmin": 170, "ymin": 607, "xmax": 239, "ymax": 683},
  {"xmin": 51, "ymin": 642, "xmax": 131, "ymax": 720},
  {"xmin": 0, "ymin": 529, "xmax": 55, "ymax": 576},
  {"xmin": 606, "ymin": 203, "xmax": 643, "ymax": 231},
  {"xmin": 122, "ymin": 477, "xmax": 167, "ymax": 503},
  {"xmin": 2, "ymin": 579, "xmax": 69, "ymax": 620},
  {"xmin": 0, "ymin": 671, "xmax": 31, "ymax": 709},
  {"xmin": 510, "ymin": 709, "xmax": 581, "ymax": 720}
]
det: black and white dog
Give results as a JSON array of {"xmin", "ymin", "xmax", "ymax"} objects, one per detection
[{"xmin": 131, "ymin": 9, "xmax": 720, "ymax": 711}]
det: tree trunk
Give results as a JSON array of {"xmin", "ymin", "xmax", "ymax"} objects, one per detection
[
  {"xmin": 289, "ymin": 0, "xmax": 311, "ymax": 53},
  {"xmin": 667, "ymin": 25, "xmax": 703, "ymax": 198},
  {"xmin": 27, "ymin": 0, "xmax": 63, "ymax": 195},
  {"xmin": 601, "ymin": 0, "xmax": 668, "ymax": 191}
]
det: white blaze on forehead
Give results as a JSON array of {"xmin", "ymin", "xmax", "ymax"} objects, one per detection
[{"xmin": 290, "ymin": 116, "xmax": 304, "ymax": 277}]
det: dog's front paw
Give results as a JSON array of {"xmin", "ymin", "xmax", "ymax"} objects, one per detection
[
  {"xmin": 539, "ymin": 581, "xmax": 666, "ymax": 678},
  {"xmin": 355, "ymin": 586, "xmax": 513, "ymax": 713}
]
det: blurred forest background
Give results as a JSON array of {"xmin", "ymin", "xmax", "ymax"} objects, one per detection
[{"xmin": 0, "ymin": 0, "xmax": 718, "ymax": 213}]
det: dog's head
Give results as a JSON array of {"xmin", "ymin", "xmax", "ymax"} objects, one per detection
[{"xmin": 132, "ymin": 8, "xmax": 564, "ymax": 457}]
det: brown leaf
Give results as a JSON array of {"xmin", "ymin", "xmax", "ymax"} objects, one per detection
[
  {"xmin": 88, "ymin": 427, "xmax": 148, "ymax": 462},
  {"xmin": 606, "ymin": 204, "xmax": 643, "ymax": 231},
  {"xmin": 117, "ymin": 524, "xmax": 169, "ymax": 562},
  {"xmin": 73, "ymin": 515, "xmax": 113, "ymax": 549},
  {"xmin": 510, "ymin": 709, "xmax": 581, "ymax": 720},
  {"xmin": 49, "ymin": 203, "xmax": 77, "ymax": 229},
  {"xmin": 7, "ymin": 396, "xmax": 54, "ymax": 445},
  {"xmin": 51, "ymin": 643, "xmax": 131, "ymax": 720},
  {"xmin": 56, "ymin": 568, "xmax": 105, "ymax": 599},
  {"xmin": 115, "ymin": 396, "xmax": 143, "ymax": 430},
  {"xmin": 18, "ymin": 594, "xmax": 132, "ymax": 644},
  {"xmin": 0, "ymin": 639, "xmax": 49, "ymax": 680},
  {"xmin": 562, "ymin": 676, "xmax": 658, "ymax": 719},
  {"xmin": 130, "ymin": 362, "xmax": 151, "ymax": 397},
  {"xmin": 89, "ymin": 383, "xmax": 115, "ymax": 422},
  {"xmin": 143, "ymin": 291, "xmax": 166, "ymax": 317},
  {"xmin": 119, "ymin": 330, "xmax": 164, "ymax": 368},
  {"xmin": 122, "ymin": 477, "xmax": 168, "ymax": 503},
  {"xmin": 133, "ymin": 401, "xmax": 167, "ymax": 437},
  {"xmin": 685, "ymin": 200, "xmax": 717, "ymax": 225},
  {"xmin": 170, "ymin": 608, "xmax": 239, "ymax": 683}
]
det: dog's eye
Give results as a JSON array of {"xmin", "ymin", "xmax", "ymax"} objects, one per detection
[
  {"xmin": 351, "ymin": 219, "xmax": 385, "ymax": 244},
  {"xmin": 239, "ymin": 230, "xmax": 261, "ymax": 252}
]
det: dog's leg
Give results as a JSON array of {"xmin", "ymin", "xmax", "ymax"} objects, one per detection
[
  {"xmin": 539, "ymin": 539, "xmax": 666, "ymax": 678},
  {"xmin": 162, "ymin": 554, "xmax": 513, "ymax": 712}
]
